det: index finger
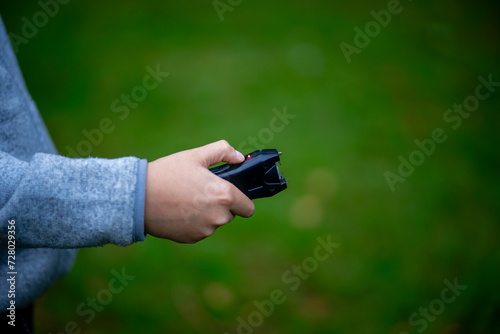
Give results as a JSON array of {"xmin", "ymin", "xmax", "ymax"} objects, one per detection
[{"xmin": 228, "ymin": 182, "xmax": 255, "ymax": 218}]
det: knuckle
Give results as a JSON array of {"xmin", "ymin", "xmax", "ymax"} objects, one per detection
[
  {"xmin": 211, "ymin": 214, "xmax": 232, "ymax": 227},
  {"xmin": 217, "ymin": 139, "xmax": 232, "ymax": 151},
  {"xmin": 213, "ymin": 182, "xmax": 233, "ymax": 206},
  {"xmin": 201, "ymin": 227, "xmax": 216, "ymax": 238},
  {"xmin": 216, "ymin": 193, "xmax": 233, "ymax": 207}
]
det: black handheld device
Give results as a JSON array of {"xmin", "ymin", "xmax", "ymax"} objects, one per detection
[{"xmin": 209, "ymin": 149, "xmax": 288, "ymax": 199}]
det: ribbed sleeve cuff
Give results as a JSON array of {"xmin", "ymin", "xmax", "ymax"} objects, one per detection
[{"xmin": 133, "ymin": 159, "xmax": 148, "ymax": 242}]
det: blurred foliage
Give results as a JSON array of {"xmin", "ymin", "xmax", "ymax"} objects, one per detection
[{"xmin": 1, "ymin": 0, "xmax": 500, "ymax": 333}]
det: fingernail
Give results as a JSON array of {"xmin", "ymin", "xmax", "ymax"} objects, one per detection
[{"xmin": 235, "ymin": 150, "xmax": 245, "ymax": 161}]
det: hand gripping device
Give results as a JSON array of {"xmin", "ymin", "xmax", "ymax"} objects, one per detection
[{"xmin": 209, "ymin": 149, "xmax": 288, "ymax": 199}]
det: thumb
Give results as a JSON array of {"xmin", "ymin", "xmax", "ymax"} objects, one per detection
[{"xmin": 195, "ymin": 140, "xmax": 245, "ymax": 168}]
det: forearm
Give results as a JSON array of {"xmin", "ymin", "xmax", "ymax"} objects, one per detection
[{"xmin": 0, "ymin": 152, "xmax": 147, "ymax": 248}]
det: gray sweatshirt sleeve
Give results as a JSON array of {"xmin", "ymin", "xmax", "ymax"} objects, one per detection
[{"xmin": 0, "ymin": 151, "xmax": 147, "ymax": 248}]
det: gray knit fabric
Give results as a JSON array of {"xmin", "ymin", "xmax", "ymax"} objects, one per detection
[{"xmin": 0, "ymin": 14, "xmax": 147, "ymax": 310}]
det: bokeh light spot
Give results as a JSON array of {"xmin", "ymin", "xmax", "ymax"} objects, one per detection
[
  {"xmin": 202, "ymin": 282, "xmax": 234, "ymax": 310},
  {"xmin": 305, "ymin": 168, "xmax": 339, "ymax": 200},
  {"xmin": 290, "ymin": 194, "xmax": 324, "ymax": 228}
]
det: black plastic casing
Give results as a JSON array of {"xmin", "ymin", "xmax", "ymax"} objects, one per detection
[{"xmin": 209, "ymin": 149, "xmax": 287, "ymax": 199}]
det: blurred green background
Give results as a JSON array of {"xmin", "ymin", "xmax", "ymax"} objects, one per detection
[{"xmin": 1, "ymin": 0, "xmax": 500, "ymax": 333}]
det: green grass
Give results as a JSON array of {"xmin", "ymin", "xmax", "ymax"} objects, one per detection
[{"xmin": 1, "ymin": 0, "xmax": 500, "ymax": 333}]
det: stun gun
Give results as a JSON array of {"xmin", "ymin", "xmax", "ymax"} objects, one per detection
[{"xmin": 210, "ymin": 149, "xmax": 288, "ymax": 199}]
